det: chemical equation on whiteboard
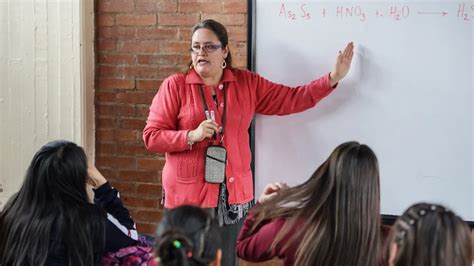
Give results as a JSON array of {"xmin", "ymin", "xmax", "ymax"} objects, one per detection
[{"xmin": 278, "ymin": 2, "xmax": 474, "ymax": 22}]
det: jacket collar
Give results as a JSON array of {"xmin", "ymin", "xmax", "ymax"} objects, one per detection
[{"xmin": 185, "ymin": 68, "xmax": 236, "ymax": 85}]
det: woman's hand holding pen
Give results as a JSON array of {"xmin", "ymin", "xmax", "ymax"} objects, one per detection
[{"xmin": 188, "ymin": 120, "xmax": 219, "ymax": 143}]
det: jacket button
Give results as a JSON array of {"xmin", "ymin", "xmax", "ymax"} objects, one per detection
[
  {"xmin": 218, "ymin": 84, "xmax": 224, "ymax": 90},
  {"xmin": 220, "ymin": 103, "xmax": 224, "ymax": 108},
  {"xmin": 228, "ymin": 177, "xmax": 234, "ymax": 183}
]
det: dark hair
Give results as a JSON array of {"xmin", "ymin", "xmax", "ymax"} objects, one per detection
[
  {"xmin": 0, "ymin": 140, "xmax": 106, "ymax": 266},
  {"xmin": 385, "ymin": 202, "xmax": 471, "ymax": 266},
  {"xmin": 155, "ymin": 205, "xmax": 221, "ymax": 266},
  {"xmin": 251, "ymin": 141, "xmax": 381, "ymax": 266},
  {"xmin": 189, "ymin": 19, "xmax": 233, "ymax": 69}
]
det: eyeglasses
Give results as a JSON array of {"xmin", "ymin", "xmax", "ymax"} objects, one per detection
[{"xmin": 189, "ymin": 43, "xmax": 223, "ymax": 54}]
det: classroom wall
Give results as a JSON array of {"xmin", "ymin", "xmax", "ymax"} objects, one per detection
[
  {"xmin": 0, "ymin": 0, "xmax": 94, "ymax": 210},
  {"xmin": 94, "ymin": 0, "xmax": 248, "ymax": 234}
]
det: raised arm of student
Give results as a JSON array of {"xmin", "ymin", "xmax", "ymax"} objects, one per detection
[{"xmin": 88, "ymin": 164, "xmax": 138, "ymax": 252}]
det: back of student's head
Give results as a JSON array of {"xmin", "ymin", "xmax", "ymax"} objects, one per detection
[
  {"xmin": 0, "ymin": 140, "xmax": 105, "ymax": 265},
  {"xmin": 386, "ymin": 202, "xmax": 471, "ymax": 266},
  {"xmin": 155, "ymin": 205, "xmax": 221, "ymax": 266},
  {"xmin": 253, "ymin": 141, "xmax": 381, "ymax": 266}
]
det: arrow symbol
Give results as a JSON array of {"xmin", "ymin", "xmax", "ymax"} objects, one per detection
[{"xmin": 418, "ymin": 11, "xmax": 448, "ymax": 16}]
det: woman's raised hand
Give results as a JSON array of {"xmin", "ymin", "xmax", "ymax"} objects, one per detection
[
  {"xmin": 258, "ymin": 182, "xmax": 289, "ymax": 204},
  {"xmin": 330, "ymin": 41, "xmax": 354, "ymax": 86},
  {"xmin": 188, "ymin": 119, "xmax": 219, "ymax": 142}
]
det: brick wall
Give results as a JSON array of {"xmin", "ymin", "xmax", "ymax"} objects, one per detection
[{"xmin": 94, "ymin": 0, "xmax": 248, "ymax": 235}]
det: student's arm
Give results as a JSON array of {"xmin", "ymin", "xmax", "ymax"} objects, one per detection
[
  {"xmin": 236, "ymin": 211, "xmax": 285, "ymax": 262},
  {"xmin": 88, "ymin": 164, "xmax": 138, "ymax": 252}
]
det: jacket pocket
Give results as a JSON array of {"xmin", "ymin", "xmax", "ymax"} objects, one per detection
[{"xmin": 175, "ymin": 148, "xmax": 203, "ymax": 184}]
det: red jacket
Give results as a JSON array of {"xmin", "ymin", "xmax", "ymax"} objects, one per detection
[
  {"xmin": 236, "ymin": 211, "xmax": 300, "ymax": 265},
  {"xmin": 143, "ymin": 68, "xmax": 334, "ymax": 208}
]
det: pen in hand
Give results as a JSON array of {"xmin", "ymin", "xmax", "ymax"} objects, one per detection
[{"xmin": 205, "ymin": 111, "xmax": 217, "ymax": 140}]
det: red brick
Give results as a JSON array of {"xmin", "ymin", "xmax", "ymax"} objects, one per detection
[
  {"xmin": 135, "ymin": 210, "xmax": 163, "ymax": 222},
  {"xmin": 96, "ymin": 129, "xmax": 114, "ymax": 142},
  {"xmin": 96, "ymin": 117, "xmax": 116, "ymax": 129},
  {"xmin": 118, "ymin": 41, "xmax": 158, "ymax": 53},
  {"xmin": 119, "ymin": 170, "xmax": 160, "ymax": 183},
  {"xmin": 97, "ymin": 79, "xmax": 135, "ymax": 90},
  {"xmin": 98, "ymin": 26, "xmax": 136, "ymax": 40},
  {"xmin": 233, "ymin": 53, "xmax": 247, "ymax": 68},
  {"xmin": 117, "ymin": 92, "xmax": 155, "ymax": 104},
  {"xmin": 178, "ymin": 26, "xmax": 192, "ymax": 41},
  {"xmin": 116, "ymin": 144, "xmax": 150, "ymax": 157},
  {"xmin": 179, "ymin": 56, "xmax": 192, "ymax": 67},
  {"xmin": 137, "ymin": 54, "xmax": 179, "ymax": 65},
  {"xmin": 97, "ymin": 0, "xmax": 134, "ymax": 13},
  {"xmin": 136, "ymin": 28, "xmax": 178, "ymax": 40},
  {"xmin": 96, "ymin": 92, "xmax": 117, "ymax": 103},
  {"xmin": 136, "ymin": 184, "xmax": 161, "ymax": 199},
  {"xmin": 96, "ymin": 143, "xmax": 117, "ymax": 155},
  {"xmin": 223, "ymin": 1, "xmax": 247, "ymax": 13},
  {"xmin": 98, "ymin": 53, "xmax": 135, "ymax": 65},
  {"xmin": 178, "ymin": 1, "xmax": 221, "ymax": 13},
  {"xmin": 160, "ymin": 42, "xmax": 189, "ymax": 54},
  {"xmin": 116, "ymin": 14, "xmax": 156, "ymax": 26},
  {"xmin": 98, "ymin": 65, "xmax": 117, "ymax": 77},
  {"xmin": 227, "ymin": 26, "xmax": 247, "ymax": 42},
  {"xmin": 121, "ymin": 118, "xmax": 146, "ymax": 129},
  {"xmin": 157, "ymin": 66, "xmax": 183, "ymax": 79},
  {"xmin": 137, "ymin": 158, "xmax": 166, "ymax": 170},
  {"xmin": 97, "ymin": 14, "xmax": 115, "ymax": 26},
  {"xmin": 116, "ymin": 130, "xmax": 140, "ymax": 142},
  {"xmin": 110, "ymin": 181, "xmax": 137, "ymax": 195},
  {"xmin": 123, "ymin": 66, "xmax": 160, "ymax": 78},
  {"xmin": 136, "ymin": 80, "xmax": 162, "ymax": 90},
  {"xmin": 137, "ymin": 105, "xmax": 152, "ymax": 118},
  {"xmin": 232, "ymin": 42, "xmax": 247, "ymax": 55},
  {"xmin": 136, "ymin": 0, "xmax": 177, "ymax": 12},
  {"xmin": 122, "ymin": 196, "xmax": 158, "ymax": 208},
  {"xmin": 158, "ymin": 14, "xmax": 199, "ymax": 26},
  {"xmin": 202, "ymin": 14, "xmax": 246, "ymax": 26},
  {"xmin": 136, "ymin": 222, "xmax": 158, "ymax": 235},
  {"xmin": 97, "ymin": 39, "xmax": 116, "ymax": 51},
  {"xmin": 96, "ymin": 156, "xmax": 137, "ymax": 169},
  {"xmin": 97, "ymin": 104, "xmax": 136, "ymax": 117}
]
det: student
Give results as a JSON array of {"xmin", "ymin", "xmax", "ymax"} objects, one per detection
[
  {"xmin": 236, "ymin": 141, "xmax": 381, "ymax": 266},
  {"xmin": 385, "ymin": 202, "xmax": 472, "ymax": 266},
  {"xmin": 143, "ymin": 18, "xmax": 354, "ymax": 265},
  {"xmin": 154, "ymin": 205, "xmax": 222, "ymax": 266},
  {"xmin": 0, "ymin": 140, "xmax": 138, "ymax": 265}
]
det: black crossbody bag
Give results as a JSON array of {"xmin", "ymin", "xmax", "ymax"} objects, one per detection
[{"xmin": 198, "ymin": 84, "xmax": 227, "ymax": 183}]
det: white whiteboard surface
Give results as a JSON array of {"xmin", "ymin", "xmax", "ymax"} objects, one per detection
[{"xmin": 253, "ymin": 0, "xmax": 474, "ymax": 221}]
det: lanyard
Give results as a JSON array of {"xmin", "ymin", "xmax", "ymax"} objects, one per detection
[{"xmin": 198, "ymin": 84, "xmax": 227, "ymax": 143}]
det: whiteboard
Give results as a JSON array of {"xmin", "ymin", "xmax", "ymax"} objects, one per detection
[{"xmin": 252, "ymin": 0, "xmax": 474, "ymax": 222}]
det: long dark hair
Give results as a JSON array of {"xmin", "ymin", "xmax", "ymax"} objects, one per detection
[
  {"xmin": 385, "ymin": 203, "xmax": 471, "ymax": 266},
  {"xmin": 0, "ymin": 140, "xmax": 106, "ymax": 266},
  {"xmin": 155, "ymin": 205, "xmax": 221, "ymax": 266},
  {"xmin": 251, "ymin": 141, "xmax": 381, "ymax": 265},
  {"xmin": 189, "ymin": 19, "xmax": 233, "ymax": 69}
]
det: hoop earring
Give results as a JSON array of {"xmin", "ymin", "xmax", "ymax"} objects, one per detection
[{"xmin": 221, "ymin": 60, "xmax": 227, "ymax": 69}]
